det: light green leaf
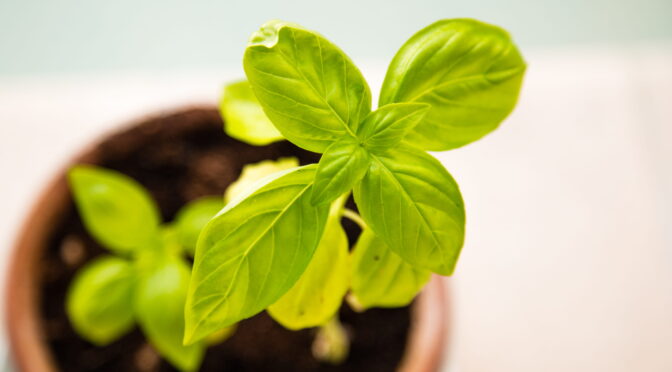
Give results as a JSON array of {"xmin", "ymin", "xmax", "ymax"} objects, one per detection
[
  {"xmin": 68, "ymin": 165, "xmax": 161, "ymax": 254},
  {"xmin": 174, "ymin": 196, "xmax": 224, "ymax": 255},
  {"xmin": 244, "ymin": 20, "xmax": 371, "ymax": 153},
  {"xmin": 66, "ymin": 256, "xmax": 135, "ymax": 346},
  {"xmin": 356, "ymin": 103, "xmax": 430, "ymax": 153},
  {"xmin": 135, "ymin": 257, "xmax": 204, "ymax": 372},
  {"xmin": 311, "ymin": 138, "xmax": 369, "ymax": 205},
  {"xmin": 350, "ymin": 228, "xmax": 430, "ymax": 309},
  {"xmin": 220, "ymin": 80, "xmax": 284, "ymax": 146},
  {"xmin": 185, "ymin": 165, "xmax": 329, "ymax": 344},
  {"xmin": 153, "ymin": 226, "xmax": 182, "ymax": 257},
  {"xmin": 268, "ymin": 201, "xmax": 350, "ymax": 329},
  {"xmin": 353, "ymin": 146, "xmax": 465, "ymax": 275},
  {"xmin": 379, "ymin": 18, "xmax": 526, "ymax": 151},
  {"xmin": 224, "ymin": 157, "xmax": 299, "ymax": 203}
]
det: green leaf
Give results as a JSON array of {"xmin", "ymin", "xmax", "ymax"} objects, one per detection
[
  {"xmin": 356, "ymin": 103, "xmax": 430, "ymax": 153},
  {"xmin": 311, "ymin": 138, "xmax": 369, "ymax": 205},
  {"xmin": 244, "ymin": 20, "xmax": 371, "ymax": 153},
  {"xmin": 68, "ymin": 165, "xmax": 161, "ymax": 254},
  {"xmin": 135, "ymin": 257, "xmax": 204, "ymax": 372},
  {"xmin": 174, "ymin": 196, "xmax": 224, "ymax": 255},
  {"xmin": 224, "ymin": 157, "xmax": 299, "ymax": 204},
  {"xmin": 379, "ymin": 18, "xmax": 526, "ymax": 151},
  {"xmin": 185, "ymin": 165, "xmax": 329, "ymax": 344},
  {"xmin": 66, "ymin": 256, "xmax": 135, "ymax": 345},
  {"xmin": 220, "ymin": 80, "xmax": 284, "ymax": 146},
  {"xmin": 350, "ymin": 228, "xmax": 430, "ymax": 309},
  {"xmin": 268, "ymin": 201, "xmax": 350, "ymax": 329},
  {"xmin": 353, "ymin": 146, "xmax": 465, "ymax": 275},
  {"xmin": 160, "ymin": 225, "xmax": 185, "ymax": 256}
]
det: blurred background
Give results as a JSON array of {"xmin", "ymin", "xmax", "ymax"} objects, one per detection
[{"xmin": 1, "ymin": 0, "xmax": 671, "ymax": 371}]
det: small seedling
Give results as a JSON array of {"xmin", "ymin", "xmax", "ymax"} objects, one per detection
[
  {"xmin": 65, "ymin": 17, "xmax": 524, "ymax": 369},
  {"xmin": 185, "ymin": 17, "xmax": 526, "ymax": 363},
  {"xmin": 67, "ymin": 166, "xmax": 228, "ymax": 371}
]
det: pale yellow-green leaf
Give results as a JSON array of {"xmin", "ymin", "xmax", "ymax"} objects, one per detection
[
  {"xmin": 220, "ymin": 80, "xmax": 284, "ymax": 146},
  {"xmin": 268, "ymin": 202, "xmax": 350, "ymax": 330},
  {"xmin": 350, "ymin": 229, "xmax": 430, "ymax": 309},
  {"xmin": 224, "ymin": 157, "xmax": 299, "ymax": 203}
]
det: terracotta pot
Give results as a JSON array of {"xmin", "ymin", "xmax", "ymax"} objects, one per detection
[{"xmin": 5, "ymin": 106, "xmax": 450, "ymax": 372}]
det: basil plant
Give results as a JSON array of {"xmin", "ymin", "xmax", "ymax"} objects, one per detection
[
  {"xmin": 185, "ymin": 17, "xmax": 526, "ymax": 362},
  {"xmin": 67, "ymin": 166, "xmax": 232, "ymax": 371}
]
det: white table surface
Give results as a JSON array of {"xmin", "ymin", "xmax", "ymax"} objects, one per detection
[{"xmin": 1, "ymin": 44, "xmax": 671, "ymax": 371}]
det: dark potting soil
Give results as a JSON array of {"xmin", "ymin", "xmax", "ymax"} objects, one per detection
[{"xmin": 39, "ymin": 108, "xmax": 412, "ymax": 372}]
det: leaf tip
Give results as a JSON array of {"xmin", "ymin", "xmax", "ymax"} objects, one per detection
[
  {"xmin": 183, "ymin": 296, "xmax": 237, "ymax": 346},
  {"xmin": 67, "ymin": 164, "xmax": 94, "ymax": 187},
  {"xmin": 182, "ymin": 325, "xmax": 198, "ymax": 347},
  {"xmin": 182, "ymin": 305, "xmax": 201, "ymax": 346},
  {"xmin": 67, "ymin": 165, "xmax": 81, "ymax": 181}
]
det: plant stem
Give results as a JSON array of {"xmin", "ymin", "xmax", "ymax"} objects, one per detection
[
  {"xmin": 330, "ymin": 193, "xmax": 350, "ymax": 217},
  {"xmin": 312, "ymin": 316, "xmax": 350, "ymax": 364},
  {"xmin": 341, "ymin": 208, "xmax": 367, "ymax": 230}
]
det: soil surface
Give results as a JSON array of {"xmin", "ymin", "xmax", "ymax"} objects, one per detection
[{"xmin": 39, "ymin": 108, "xmax": 411, "ymax": 372}]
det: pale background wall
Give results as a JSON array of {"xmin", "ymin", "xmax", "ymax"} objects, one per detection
[
  {"xmin": 1, "ymin": 1, "xmax": 671, "ymax": 371},
  {"xmin": 1, "ymin": 0, "xmax": 671, "ymax": 76}
]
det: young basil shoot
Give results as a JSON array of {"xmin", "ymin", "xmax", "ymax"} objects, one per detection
[
  {"xmin": 185, "ymin": 17, "xmax": 525, "ymax": 366},
  {"xmin": 67, "ymin": 166, "xmax": 228, "ymax": 372}
]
